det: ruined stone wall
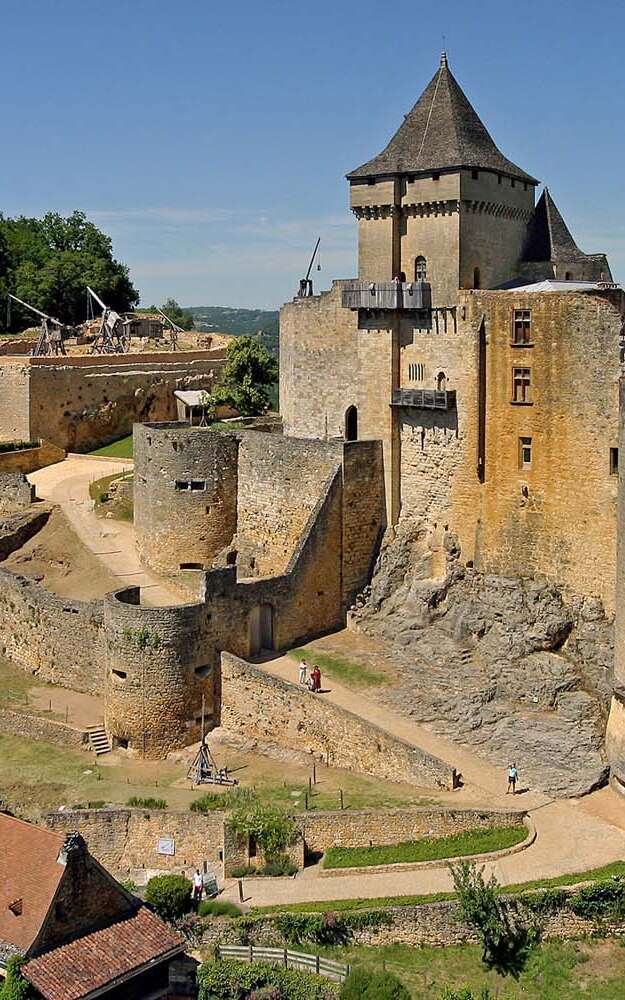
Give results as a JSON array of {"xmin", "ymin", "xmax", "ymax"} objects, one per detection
[
  {"xmin": 15, "ymin": 350, "xmax": 227, "ymax": 452},
  {"xmin": 0, "ymin": 708, "xmax": 88, "ymax": 749},
  {"xmin": 134, "ymin": 423, "xmax": 239, "ymax": 575},
  {"xmin": 0, "ymin": 362, "xmax": 31, "ymax": 441},
  {"xmin": 220, "ymin": 653, "xmax": 456, "ymax": 789},
  {"xmin": 236, "ymin": 433, "xmax": 342, "ymax": 576},
  {"xmin": 0, "ymin": 473, "xmax": 35, "ymax": 510}
]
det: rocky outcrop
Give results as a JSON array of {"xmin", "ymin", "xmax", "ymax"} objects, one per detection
[{"xmin": 351, "ymin": 521, "xmax": 612, "ymax": 797}]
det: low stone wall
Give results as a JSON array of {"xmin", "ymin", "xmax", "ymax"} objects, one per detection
[
  {"xmin": 300, "ymin": 807, "xmax": 525, "ymax": 854},
  {"xmin": 0, "ymin": 707, "xmax": 88, "ymax": 749},
  {"xmin": 0, "ymin": 439, "xmax": 65, "ymax": 473},
  {"xmin": 220, "ymin": 654, "xmax": 457, "ymax": 791}
]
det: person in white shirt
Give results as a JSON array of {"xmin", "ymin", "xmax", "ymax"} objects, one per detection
[{"xmin": 193, "ymin": 869, "xmax": 204, "ymax": 904}]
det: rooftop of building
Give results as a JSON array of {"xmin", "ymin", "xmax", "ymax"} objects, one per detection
[{"xmin": 348, "ymin": 52, "xmax": 537, "ymax": 184}]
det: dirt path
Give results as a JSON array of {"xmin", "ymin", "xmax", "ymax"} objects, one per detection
[
  {"xmin": 30, "ymin": 456, "xmax": 186, "ymax": 607},
  {"xmin": 222, "ymin": 648, "xmax": 625, "ymax": 908}
]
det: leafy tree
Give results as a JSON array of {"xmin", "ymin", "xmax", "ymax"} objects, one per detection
[
  {"xmin": 211, "ymin": 335, "xmax": 278, "ymax": 416},
  {"xmin": 229, "ymin": 801, "xmax": 297, "ymax": 861},
  {"xmin": 449, "ymin": 861, "xmax": 538, "ymax": 977},
  {"xmin": 440, "ymin": 989, "xmax": 493, "ymax": 1000},
  {"xmin": 144, "ymin": 873, "xmax": 192, "ymax": 922},
  {"xmin": 341, "ymin": 966, "xmax": 410, "ymax": 999},
  {"xmin": 0, "ymin": 210, "xmax": 138, "ymax": 331},
  {"xmin": 158, "ymin": 297, "xmax": 194, "ymax": 331},
  {"xmin": 0, "ymin": 956, "xmax": 36, "ymax": 999}
]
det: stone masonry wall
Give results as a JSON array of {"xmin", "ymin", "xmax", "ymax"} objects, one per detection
[
  {"xmin": 0, "ymin": 473, "xmax": 35, "ymax": 510},
  {"xmin": 341, "ymin": 441, "xmax": 386, "ymax": 606},
  {"xmin": 0, "ymin": 708, "xmax": 89, "ymax": 749},
  {"xmin": 0, "ymin": 440, "xmax": 65, "ymax": 474},
  {"xmin": 0, "ymin": 363, "xmax": 31, "ymax": 441},
  {"xmin": 220, "ymin": 653, "xmax": 456, "ymax": 790}
]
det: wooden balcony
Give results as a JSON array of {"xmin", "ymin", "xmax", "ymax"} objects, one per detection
[
  {"xmin": 391, "ymin": 388, "xmax": 456, "ymax": 410},
  {"xmin": 341, "ymin": 281, "xmax": 432, "ymax": 311}
]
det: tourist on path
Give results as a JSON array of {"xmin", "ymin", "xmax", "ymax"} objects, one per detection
[
  {"xmin": 298, "ymin": 658, "xmax": 308, "ymax": 685},
  {"xmin": 311, "ymin": 665, "xmax": 322, "ymax": 693},
  {"xmin": 506, "ymin": 763, "xmax": 518, "ymax": 795},
  {"xmin": 193, "ymin": 869, "xmax": 204, "ymax": 905}
]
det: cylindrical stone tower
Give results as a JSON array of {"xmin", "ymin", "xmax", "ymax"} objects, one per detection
[
  {"xmin": 103, "ymin": 587, "xmax": 215, "ymax": 758},
  {"xmin": 607, "ymin": 377, "xmax": 625, "ymax": 789},
  {"xmin": 133, "ymin": 422, "xmax": 239, "ymax": 575}
]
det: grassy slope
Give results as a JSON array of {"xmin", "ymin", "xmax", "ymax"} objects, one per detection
[
  {"xmin": 90, "ymin": 435, "xmax": 134, "ymax": 458},
  {"xmin": 287, "ymin": 648, "xmax": 387, "ymax": 689},
  {"xmin": 322, "ymin": 825, "xmax": 527, "ymax": 869}
]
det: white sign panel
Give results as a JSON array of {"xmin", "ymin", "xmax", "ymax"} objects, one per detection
[{"xmin": 158, "ymin": 837, "xmax": 175, "ymax": 856}]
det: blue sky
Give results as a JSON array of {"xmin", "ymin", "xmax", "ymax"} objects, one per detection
[{"xmin": 2, "ymin": 0, "xmax": 624, "ymax": 309}]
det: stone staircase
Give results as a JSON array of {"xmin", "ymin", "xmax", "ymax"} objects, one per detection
[{"xmin": 87, "ymin": 725, "xmax": 111, "ymax": 755}]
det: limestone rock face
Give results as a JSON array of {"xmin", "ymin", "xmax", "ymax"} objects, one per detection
[{"xmin": 352, "ymin": 522, "xmax": 612, "ymax": 797}]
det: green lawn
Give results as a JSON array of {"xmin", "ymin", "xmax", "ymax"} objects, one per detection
[
  {"xmin": 89, "ymin": 471, "xmax": 134, "ymax": 522},
  {"xmin": 254, "ymin": 861, "xmax": 625, "ymax": 914},
  {"xmin": 320, "ymin": 940, "xmax": 625, "ymax": 999},
  {"xmin": 322, "ymin": 825, "xmax": 527, "ymax": 869},
  {"xmin": 90, "ymin": 435, "xmax": 134, "ymax": 458},
  {"xmin": 287, "ymin": 647, "xmax": 387, "ymax": 689}
]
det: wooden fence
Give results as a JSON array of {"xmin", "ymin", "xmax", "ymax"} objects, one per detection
[{"xmin": 214, "ymin": 943, "xmax": 351, "ymax": 983}]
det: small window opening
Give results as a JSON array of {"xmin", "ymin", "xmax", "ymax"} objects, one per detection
[
  {"xmin": 415, "ymin": 256, "xmax": 427, "ymax": 281},
  {"xmin": 436, "ymin": 371, "xmax": 447, "ymax": 391},
  {"xmin": 114, "ymin": 737, "xmax": 129, "ymax": 749},
  {"xmin": 190, "ymin": 480, "xmax": 206, "ymax": 491},
  {"xmin": 180, "ymin": 562, "xmax": 203, "ymax": 570},
  {"xmin": 175, "ymin": 480, "xmax": 190, "ymax": 491},
  {"xmin": 194, "ymin": 665, "xmax": 211, "ymax": 678},
  {"xmin": 473, "ymin": 267, "xmax": 481, "ymax": 289},
  {"xmin": 432, "ymin": 171, "xmax": 440, "ymax": 181},
  {"xmin": 511, "ymin": 178, "xmax": 516, "ymax": 188},
  {"xmin": 249, "ymin": 835, "xmax": 258, "ymax": 859},
  {"xmin": 367, "ymin": 178, "xmax": 376, "ymax": 186},
  {"xmin": 112, "ymin": 669, "xmax": 127, "ymax": 680},
  {"xmin": 610, "ymin": 448, "xmax": 619, "ymax": 476},
  {"xmin": 497, "ymin": 174, "xmax": 502, "ymax": 185},
  {"xmin": 345, "ymin": 405, "xmax": 358, "ymax": 442},
  {"xmin": 512, "ymin": 309, "xmax": 532, "ymax": 345},
  {"xmin": 519, "ymin": 437, "xmax": 532, "ymax": 470},
  {"xmin": 408, "ymin": 362, "xmax": 425, "ymax": 382},
  {"xmin": 226, "ymin": 550, "xmax": 238, "ymax": 566},
  {"xmin": 471, "ymin": 169, "xmax": 479, "ymax": 180},
  {"xmin": 512, "ymin": 367, "xmax": 531, "ymax": 403}
]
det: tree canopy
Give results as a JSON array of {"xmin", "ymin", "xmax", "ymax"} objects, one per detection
[
  {"xmin": 0, "ymin": 210, "xmax": 139, "ymax": 331},
  {"xmin": 156, "ymin": 298, "xmax": 194, "ymax": 331},
  {"xmin": 210, "ymin": 335, "xmax": 279, "ymax": 416}
]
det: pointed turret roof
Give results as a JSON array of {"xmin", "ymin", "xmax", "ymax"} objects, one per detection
[
  {"xmin": 523, "ymin": 188, "xmax": 585, "ymax": 262},
  {"xmin": 348, "ymin": 53, "xmax": 537, "ymax": 183}
]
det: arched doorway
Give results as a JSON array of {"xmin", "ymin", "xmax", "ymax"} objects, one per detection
[
  {"xmin": 415, "ymin": 256, "xmax": 427, "ymax": 281},
  {"xmin": 345, "ymin": 406, "xmax": 358, "ymax": 442},
  {"xmin": 249, "ymin": 604, "xmax": 274, "ymax": 656},
  {"xmin": 436, "ymin": 372, "xmax": 447, "ymax": 391}
]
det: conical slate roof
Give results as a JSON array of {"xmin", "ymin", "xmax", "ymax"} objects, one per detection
[
  {"xmin": 348, "ymin": 53, "xmax": 537, "ymax": 183},
  {"xmin": 523, "ymin": 188, "xmax": 585, "ymax": 262}
]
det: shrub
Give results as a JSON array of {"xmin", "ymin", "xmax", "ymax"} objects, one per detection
[
  {"xmin": 191, "ymin": 786, "xmax": 257, "ymax": 813},
  {"xmin": 197, "ymin": 959, "xmax": 338, "ymax": 999},
  {"xmin": 145, "ymin": 874, "xmax": 192, "ymax": 922},
  {"xmin": 0, "ymin": 956, "xmax": 36, "ymax": 999},
  {"xmin": 120, "ymin": 879, "xmax": 138, "ymax": 894},
  {"xmin": 229, "ymin": 802, "xmax": 297, "ymax": 861},
  {"xmin": 521, "ymin": 888, "xmax": 568, "ymax": 917},
  {"xmin": 197, "ymin": 899, "xmax": 242, "ymax": 918},
  {"xmin": 569, "ymin": 878, "xmax": 625, "ymax": 921},
  {"xmin": 340, "ymin": 967, "xmax": 410, "ymax": 999},
  {"xmin": 440, "ymin": 989, "xmax": 493, "ymax": 1000},
  {"xmin": 230, "ymin": 864, "xmax": 258, "ymax": 878},
  {"xmin": 127, "ymin": 796, "xmax": 167, "ymax": 810},
  {"xmin": 259, "ymin": 855, "xmax": 299, "ymax": 877}
]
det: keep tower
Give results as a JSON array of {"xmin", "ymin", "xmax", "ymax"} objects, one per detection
[{"xmin": 348, "ymin": 52, "xmax": 538, "ymax": 305}]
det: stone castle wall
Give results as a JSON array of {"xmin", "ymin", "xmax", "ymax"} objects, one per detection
[
  {"xmin": 606, "ymin": 378, "xmax": 625, "ymax": 784},
  {"xmin": 0, "ymin": 350, "xmax": 227, "ymax": 452},
  {"xmin": 220, "ymin": 653, "xmax": 457, "ymax": 790}
]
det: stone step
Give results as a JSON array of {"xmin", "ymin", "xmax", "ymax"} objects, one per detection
[{"xmin": 87, "ymin": 726, "xmax": 111, "ymax": 755}]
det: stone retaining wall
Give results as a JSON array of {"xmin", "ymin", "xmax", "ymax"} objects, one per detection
[
  {"xmin": 0, "ymin": 440, "xmax": 65, "ymax": 473},
  {"xmin": 0, "ymin": 708, "xmax": 88, "ymax": 749},
  {"xmin": 220, "ymin": 654, "xmax": 456, "ymax": 791}
]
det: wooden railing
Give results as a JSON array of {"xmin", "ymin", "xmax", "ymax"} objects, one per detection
[
  {"xmin": 341, "ymin": 281, "xmax": 431, "ymax": 311},
  {"xmin": 214, "ymin": 943, "xmax": 351, "ymax": 983},
  {"xmin": 391, "ymin": 388, "xmax": 456, "ymax": 410}
]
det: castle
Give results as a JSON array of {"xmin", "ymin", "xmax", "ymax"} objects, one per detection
[{"xmin": 0, "ymin": 55, "xmax": 622, "ymax": 789}]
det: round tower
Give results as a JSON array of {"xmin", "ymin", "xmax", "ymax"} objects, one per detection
[{"xmin": 134, "ymin": 422, "xmax": 239, "ymax": 575}]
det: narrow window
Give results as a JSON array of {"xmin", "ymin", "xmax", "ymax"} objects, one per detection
[
  {"xmin": 610, "ymin": 448, "xmax": 619, "ymax": 476},
  {"xmin": 511, "ymin": 178, "xmax": 516, "ymax": 188},
  {"xmin": 175, "ymin": 480, "xmax": 190, "ymax": 491},
  {"xmin": 519, "ymin": 437, "xmax": 532, "ymax": 470},
  {"xmin": 415, "ymin": 256, "xmax": 427, "ymax": 281},
  {"xmin": 190, "ymin": 480, "xmax": 206, "ymax": 491},
  {"xmin": 408, "ymin": 362, "xmax": 424, "ymax": 382},
  {"xmin": 112, "ymin": 668, "xmax": 127, "ymax": 680},
  {"xmin": 471, "ymin": 169, "xmax": 479, "ymax": 180},
  {"xmin": 497, "ymin": 174, "xmax": 502, "ymax": 185},
  {"xmin": 432, "ymin": 172, "xmax": 440, "ymax": 181},
  {"xmin": 512, "ymin": 367, "xmax": 531, "ymax": 403},
  {"xmin": 512, "ymin": 309, "xmax": 532, "ymax": 345},
  {"xmin": 473, "ymin": 267, "xmax": 481, "ymax": 289},
  {"xmin": 345, "ymin": 405, "xmax": 358, "ymax": 442},
  {"xmin": 194, "ymin": 665, "xmax": 211, "ymax": 678},
  {"xmin": 436, "ymin": 371, "xmax": 447, "ymax": 391}
]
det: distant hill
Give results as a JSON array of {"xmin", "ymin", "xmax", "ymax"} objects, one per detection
[{"xmin": 187, "ymin": 306, "xmax": 279, "ymax": 354}]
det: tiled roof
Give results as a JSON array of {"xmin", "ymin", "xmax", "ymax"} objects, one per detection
[
  {"xmin": 0, "ymin": 813, "xmax": 65, "ymax": 952},
  {"xmin": 523, "ymin": 188, "xmax": 585, "ymax": 262},
  {"xmin": 23, "ymin": 907, "xmax": 184, "ymax": 1000},
  {"xmin": 348, "ymin": 53, "xmax": 536, "ymax": 184}
]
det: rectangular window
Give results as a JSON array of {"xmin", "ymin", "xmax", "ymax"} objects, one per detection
[
  {"xmin": 175, "ymin": 480, "xmax": 190, "ymax": 491},
  {"xmin": 519, "ymin": 437, "xmax": 532, "ymax": 470},
  {"xmin": 408, "ymin": 362, "xmax": 424, "ymax": 382},
  {"xmin": 471, "ymin": 169, "xmax": 479, "ymax": 180},
  {"xmin": 432, "ymin": 172, "xmax": 440, "ymax": 181},
  {"xmin": 512, "ymin": 309, "xmax": 532, "ymax": 345},
  {"xmin": 610, "ymin": 447, "xmax": 619, "ymax": 476},
  {"xmin": 512, "ymin": 367, "xmax": 531, "ymax": 403},
  {"xmin": 190, "ymin": 480, "xmax": 206, "ymax": 491}
]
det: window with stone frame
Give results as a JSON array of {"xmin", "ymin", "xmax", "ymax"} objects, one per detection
[
  {"xmin": 415, "ymin": 256, "xmax": 427, "ymax": 281},
  {"xmin": 512, "ymin": 366, "xmax": 531, "ymax": 403},
  {"xmin": 408, "ymin": 362, "xmax": 424, "ymax": 382},
  {"xmin": 512, "ymin": 308, "xmax": 532, "ymax": 345},
  {"xmin": 519, "ymin": 436, "xmax": 532, "ymax": 469}
]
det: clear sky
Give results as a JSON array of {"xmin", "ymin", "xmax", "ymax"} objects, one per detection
[{"xmin": 2, "ymin": 0, "xmax": 624, "ymax": 309}]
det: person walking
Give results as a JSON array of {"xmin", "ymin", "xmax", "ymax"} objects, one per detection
[
  {"xmin": 193, "ymin": 869, "xmax": 204, "ymax": 906},
  {"xmin": 298, "ymin": 658, "xmax": 308, "ymax": 685},
  {"xmin": 312, "ymin": 665, "xmax": 322, "ymax": 693},
  {"xmin": 506, "ymin": 763, "xmax": 518, "ymax": 795}
]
